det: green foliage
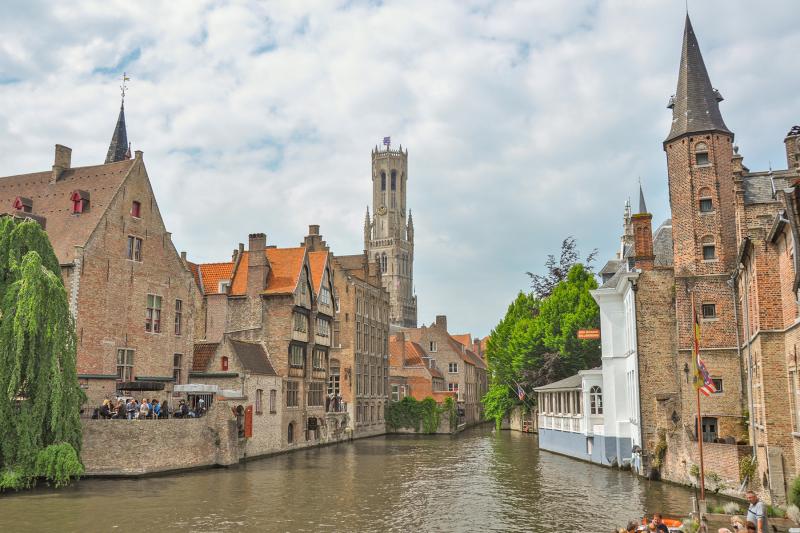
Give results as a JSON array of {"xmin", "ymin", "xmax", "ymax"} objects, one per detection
[
  {"xmin": 740, "ymin": 455, "xmax": 757, "ymax": 484},
  {"xmin": 652, "ymin": 434, "xmax": 667, "ymax": 469},
  {"xmin": 791, "ymin": 477, "xmax": 800, "ymax": 508},
  {"xmin": 689, "ymin": 463, "xmax": 700, "ymax": 479},
  {"xmin": 680, "ymin": 518, "xmax": 699, "ymax": 533},
  {"xmin": 767, "ymin": 504, "xmax": 786, "ymax": 518},
  {"xmin": 0, "ymin": 219, "xmax": 84, "ymax": 491},
  {"xmin": 483, "ymin": 261, "xmax": 601, "ymax": 427},
  {"xmin": 385, "ymin": 396, "xmax": 456, "ymax": 434}
]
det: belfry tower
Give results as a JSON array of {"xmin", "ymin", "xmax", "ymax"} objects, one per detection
[{"xmin": 364, "ymin": 142, "xmax": 417, "ymax": 328}]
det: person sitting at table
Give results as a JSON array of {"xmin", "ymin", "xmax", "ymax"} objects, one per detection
[
  {"xmin": 152, "ymin": 399, "xmax": 161, "ymax": 419},
  {"xmin": 99, "ymin": 399, "xmax": 112, "ymax": 419}
]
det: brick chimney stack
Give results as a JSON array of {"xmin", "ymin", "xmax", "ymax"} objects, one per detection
[
  {"xmin": 632, "ymin": 184, "xmax": 654, "ymax": 271},
  {"xmin": 302, "ymin": 224, "xmax": 329, "ymax": 251},
  {"xmin": 435, "ymin": 315, "xmax": 448, "ymax": 331},
  {"xmin": 786, "ymin": 126, "xmax": 800, "ymax": 170},
  {"xmin": 51, "ymin": 144, "xmax": 72, "ymax": 183},
  {"xmin": 247, "ymin": 233, "xmax": 269, "ymax": 297}
]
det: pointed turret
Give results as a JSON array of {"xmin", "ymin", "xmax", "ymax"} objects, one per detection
[
  {"xmin": 105, "ymin": 102, "xmax": 130, "ymax": 164},
  {"xmin": 407, "ymin": 210, "xmax": 414, "ymax": 243},
  {"xmin": 363, "ymin": 206, "xmax": 371, "ymax": 249},
  {"xmin": 638, "ymin": 183, "xmax": 648, "ymax": 214},
  {"xmin": 665, "ymin": 14, "xmax": 731, "ymax": 143}
]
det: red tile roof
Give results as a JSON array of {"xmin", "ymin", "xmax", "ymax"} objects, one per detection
[
  {"xmin": 452, "ymin": 334, "xmax": 472, "ymax": 348},
  {"xmin": 0, "ymin": 159, "xmax": 136, "ymax": 264},
  {"xmin": 192, "ymin": 342, "xmax": 219, "ymax": 372},
  {"xmin": 230, "ymin": 247, "xmax": 307, "ymax": 296},
  {"xmin": 308, "ymin": 250, "xmax": 328, "ymax": 295},
  {"xmin": 197, "ymin": 262, "xmax": 234, "ymax": 295}
]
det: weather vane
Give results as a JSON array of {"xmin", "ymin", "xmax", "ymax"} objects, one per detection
[{"xmin": 120, "ymin": 72, "xmax": 130, "ymax": 101}]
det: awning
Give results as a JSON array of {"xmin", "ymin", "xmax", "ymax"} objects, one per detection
[
  {"xmin": 116, "ymin": 381, "xmax": 166, "ymax": 392},
  {"xmin": 174, "ymin": 384, "xmax": 220, "ymax": 394}
]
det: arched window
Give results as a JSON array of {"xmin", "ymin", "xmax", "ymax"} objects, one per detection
[
  {"xmin": 701, "ymin": 235, "xmax": 716, "ymax": 261},
  {"xmin": 695, "ymin": 142, "xmax": 709, "ymax": 166},
  {"xmin": 380, "ymin": 172, "xmax": 386, "ymax": 191},
  {"xmin": 287, "ymin": 422, "xmax": 294, "ymax": 444},
  {"xmin": 698, "ymin": 187, "xmax": 713, "ymax": 213},
  {"xmin": 391, "ymin": 170, "xmax": 396, "ymax": 191},
  {"xmin": 590, "ymin": 386, "xmax": 603, "ymax": 415},
  {"xmin": 380, "ymin": 253, "xmax": 387, "ymax": 273}
]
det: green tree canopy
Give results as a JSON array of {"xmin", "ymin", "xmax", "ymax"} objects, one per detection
[
  {"xmin": 483, "ymin": 263, "xmax": 600, "ymax": 428},
  {"xmin": 0, "ymin": 218, "xmax": 84, "ymax": 490}
]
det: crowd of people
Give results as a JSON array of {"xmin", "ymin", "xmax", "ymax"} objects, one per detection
[{"xmin": 91, "ymin": 397, "xmax": 207, "ymax": 420}]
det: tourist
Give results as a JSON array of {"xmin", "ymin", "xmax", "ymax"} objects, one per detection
[
  {"xmin": 745, "ymin": 522, "xmax": 756, "ymax": 532},
  {"xmin": 718, "ymin": 516, "xmax": 746, "ymax": 533},
  {"xmin": 99, "ymin": 399, "xmax": 112, "ymax": 419},
  {"xmin": 195, "ymin": 398, "xmax": 206, "ymax": 417},
  {"xmin": 126, "ymin": 398, "xmax": 136, "ymax": 420},
  {"xmin": 113, "ymin": 400, "xmax": 125, "ymax": 419},
  {"xmin": 174, "ymin": 400, "xmax": 188, "ymax": 418},
  {"xmin": 152, "ymin": 399, "xmax": 161, "ymax": 419},
  {"xmin": 139, "ymin": 398, "xmax": 150, "ymax": 419},
  {"xmin": 652, "ymin": 513, "xmax": 669, "ymax": 533},
  {"xmin": 626, "ymin": 520, "xmax": 638, "ymax": 532},
  {"xmin": 745, "ymin": 490, "xmax": 767, "ymax": 532},
  {"xmin": 160, "ymin": 401, "xmax": 169, "ymax": 419}
]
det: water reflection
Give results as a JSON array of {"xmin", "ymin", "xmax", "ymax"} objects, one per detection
[{"xmin": 0, "ymin": 426, "xmax": 709, "ymax": 532}]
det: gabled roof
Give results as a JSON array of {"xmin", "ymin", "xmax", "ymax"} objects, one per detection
[
  {"xmin": 230, "ymin": 247, "xmax": 307, "ymax": 296},
  {"xmin": 192, "ymin": 342, "xmax": 219, "ymax": 372},
  {"xmin": 230, "ymin": 339, "xmax": 276, "ymax": 375},
  {"xmin": 335, "ymin": 253, "xmax": 367, "ymax": 280},
  {"xmin": 451, "ymin": 334, "xmax": 472, "ymax": 348},
  {"xmin": 533, "ymin": 373, "xmax": 583, "ymax": 392},
  {"xmin": 665, "ymin": 14, "xmax": 731, "ymax": 143},
  {"xmin": 446, "ymin": 335, "xmax": 487, "ymax": 369},
  {"xmin": 308, "ymin": 250, "xmax": 328, "ymax": 294},
  {"xmin": 0, "ymin": 159, "xmax": 136, "ymax": 263},
  {"xmin": 196, "ymin": 262, "xmax": 234, "ymax": 295}
]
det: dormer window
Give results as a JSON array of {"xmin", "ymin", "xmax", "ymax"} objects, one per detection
[
  {"xmin": 221, "ymin": 356, "xmax": 229, "ymax": 371},
  {"xmin": 70, "ymin": 190, "xmax": 90, "ymax": 214},
  {"xmin": 12, "ymin": 196, "xmax": 32, "ymax": 213},
  {"xmin": 695, "ymin": 142, "xmax": 710, "ymax": 166},
  {"xmin": 218, "ymin": 280, "xmax": 230, "ymax": 293},
  {"xmin": 131, "ymin": 201, "xmax": 141, "ymax": 218}
]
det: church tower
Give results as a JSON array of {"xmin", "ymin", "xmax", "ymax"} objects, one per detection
[{"xmin": 365, "ymin": 142, "xmax": 417, "ymax": 328}]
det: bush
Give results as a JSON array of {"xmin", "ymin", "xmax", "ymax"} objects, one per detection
[
  {"xmin": 385, "ymin": 396, "xmax": 456, "ymax": 434},
  {"xmin": 34, "ymin": 443, "xmax": 84, "ymax": 488},
  {"xmin": 722, "ymin": 502, "xmax": 741, "ymax": 515},
  {"xmin": 790, "ymin": 477, "xmax": 800, "ymax": 508}
]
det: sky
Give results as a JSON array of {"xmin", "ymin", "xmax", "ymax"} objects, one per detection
[{"xmin": 1, "ymin": 1, "xmax": 799, "ymax": 337}]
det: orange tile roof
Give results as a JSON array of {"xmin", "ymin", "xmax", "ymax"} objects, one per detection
[
  {"xmin": 308, "ymin": 250, "xmax": 328, "ymax": 294},
  {"xmin": 0, "ymin": 159, "xmax": 136, "ymax": 264},
  {"xmin": 452, "ymin": 334, "xmax": 472, "ymax": 348},
  {"xmin": 198, "ymin": 262, "xmax": 234, "ymax": 295},
  {"xmin": 230, "ymin": 247, "xmax": 307, "ymax": 296},
  {"xmin": 447, "ymin": 335, "xmax": 488, "ymax": 370}
]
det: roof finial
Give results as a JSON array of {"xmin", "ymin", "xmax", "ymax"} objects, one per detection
[{"xmin": 120, "ymin": 72, "xmax": 130, "ymax": 103}]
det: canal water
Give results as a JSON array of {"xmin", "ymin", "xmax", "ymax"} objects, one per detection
[{"xmin": 0, "ymin": 426, "xmax": 709, "ymax": 532}]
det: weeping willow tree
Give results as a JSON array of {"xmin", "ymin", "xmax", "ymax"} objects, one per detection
[{"xmin": 0, "ymin": 217, "xmax": 84, "ymax": 490}]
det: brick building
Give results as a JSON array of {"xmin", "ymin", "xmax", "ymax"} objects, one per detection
[
  {"xmin": 188, "ymin": 232, "xmax": 348, "ymax": 450},
  {"xmin": 0, "ymin": 101, "xmax": 196, "ymax": 407},
  {"xmin": 301, "ymin": 225, "xmax": 391, "ymax": 438},
  {"xmin": 364, "ymin": 144, "xmax": 417, "ymax": 328},
  {"xmin": 402, "ymin": 315, "xmax": 488, "ymax": 425},
  {"xmin": 388, "ymin": 334, "xmax": 454, "ymax": 404}
]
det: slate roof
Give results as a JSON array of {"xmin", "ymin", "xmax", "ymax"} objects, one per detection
[
  {"xmin": 230, "ymin": 339, "xmax": 276, "ymax": 375},
  {"xmin": 599, "ymin": 260, "xmax": 621, "ymax": 276},
  {"xmin": 0, "ymin": 159, "xmax": 136, "ymax": 264},
  {"xmin": 192, "ymin": 342, "xmax": 219, "ymax": 372},
  {"xmin": 105, "ymin": 102, "xmax": 130, "ymax": 164},
  {"xmin": 653, "ymin": 219, "xmax": 674, "ymax": 267},
  {"xmin": 335, "ymin": 253, "xmax": 368, "ymax": 280},
  {"xmin": 665, "ymin": 15, "xmax": 731, "ymax": 143},
  {"xmin": 533, "ymin": 373, "xmax": 583, "ymax": 392},
  {"xmin": 742, "ymin": 171, "xmax": 795, "ymax": 205},
  {"xmin": 230, "ymin": 248, "xmax": 306, "ymax": 296}
]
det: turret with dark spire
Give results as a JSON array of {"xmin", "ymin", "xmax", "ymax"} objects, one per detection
[
  {"xmin": 631, "ymin": 184, "xmax": 654, "ymax": 271},
  {"xmin": 665, "ymin": 14, "xmax": 731, "ymax": 143},
  {"xmin": 105, "ymin": 73, "xmax": 131, "ymax": 164},
  {"xmin": 638, "ymin": 182, "xmax": 648, "ymax": 214}
]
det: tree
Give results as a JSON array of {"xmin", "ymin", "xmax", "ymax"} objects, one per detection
[
  {"xmin": 527, "ymin": 236, "xmax": 597, "ymax": 299},
  {"xmin": 0, "ymin": 218, "xmax": 84, "ymax": 490}
]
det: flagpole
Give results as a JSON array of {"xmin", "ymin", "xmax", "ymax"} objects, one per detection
[{"xmin": 692, "ymin": 291, "xmax": 707, "ymax": 512}]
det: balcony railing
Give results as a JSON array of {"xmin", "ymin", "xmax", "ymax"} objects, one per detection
[{"xmin": 538, "ymin": 414, "xmax": 585, "ymax": 434}]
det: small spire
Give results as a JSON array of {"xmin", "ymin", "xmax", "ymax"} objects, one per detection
[
  {"xmin": 105, "ymin": 72, "xmax": 131, "ymax": 164},
  {"xmin": 638, "ymin": 182, "xmax": 648, "ymax": 214}
]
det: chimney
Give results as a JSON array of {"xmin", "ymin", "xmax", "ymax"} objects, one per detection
[
  {"xmin": 51, "ymin": 144, "xmax": 72, "ymax": 182},
  {"xmin": 247, "ymin": 233, "xmax": 269, "ymax": 297},
  {"xmin": 435, "ymin": 315, "xmax": 448, "ymax": 331},
  {"xmin": 786, "ymin": 126, "xmax": 800, "ymax": 170},
  {"xmin": 367, "ymin": 252, "xmax": 378, "ymax": 279},
  {"xmin": 134, "ymin": 150, "xmax": 143, "ymax": 160},
  {"xmin": 180, "ymin": 251, "xmax": 187, "ymax": 262},
  {"xmin": 632, "ymin": 213, "xmax": 654, "ymax": 271},
  {"xmin": 309, "ymin": 224, "xmax": 320, "ymax": 236}
]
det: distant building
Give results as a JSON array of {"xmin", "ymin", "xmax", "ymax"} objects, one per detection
[
  {"xmin": 388, "ymin": 334, "xmax": 453, "ymax": 403},
  {"xmin": 0, "ymin": 99, "xmax": 196, "ymax": 407}
]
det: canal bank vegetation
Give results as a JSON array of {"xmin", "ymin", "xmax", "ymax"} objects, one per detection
[
  {"xmin": 0, "ymin": 219, "xmax": 85, "ymax": 491},
  {"xmin": 385, "ymin": 397, "xmax": 457, "ymax": 433},
  {"xmin": 482, "ymin": 237, "xmax": 601, "ymax": 428}
]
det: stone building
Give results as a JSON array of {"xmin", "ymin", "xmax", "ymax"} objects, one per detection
[
  {"xmin": 388, "ymin": 334, "xmax": 453, "ymax": 403},
  {"xmin": 0, "ymin": 101, "xmax": 196, "ymax": 407},
  {"xmin": 188, "ymin": 232, "xmax": 348, "ymax": 450},
  {"xmin": 364, "ymin": 144, "xmax": 417, "ymax": 328},
  {"xmin": 301, "ymin": 225, "xmax": 391, "ymax": 438},
  {"xmin": 402, "ymin": 315, "xmax": 488, "ymax": 425}
]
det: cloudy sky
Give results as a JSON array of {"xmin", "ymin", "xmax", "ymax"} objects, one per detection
[{"xmin": 1, "ymin": 1, "xmax": 799, "ymax": 336}]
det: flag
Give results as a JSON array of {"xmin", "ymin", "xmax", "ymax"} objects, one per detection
[
  {"xmin": 383, "ymin": 136, "xmax": 391, "ymax": 147},
  {"xmin": 692, "ymin": 309, "xmax": 717, "ymax": 396},
  {"xmin": 517, "ymin": 384, "xmax": 526, "ymax": 401}
]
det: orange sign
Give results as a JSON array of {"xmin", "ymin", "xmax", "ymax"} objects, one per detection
[{"xmin": 577, "ymin": 329, "xmax": 601, "ymax": 340}]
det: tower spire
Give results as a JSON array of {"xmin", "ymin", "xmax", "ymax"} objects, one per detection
[
  {"xmin": 638, "ymin": 180, "xmax": 648, "ymax": 214},
  {"xmin": 665, "ymin": 15, "xmax": 731, "ymax": 143},
  {"xmin": 105, "ymin": 72, "xmax": 131, "ymax": 164}
]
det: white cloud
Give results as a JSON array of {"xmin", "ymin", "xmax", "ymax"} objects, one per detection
[{"xmin": 1, "ymin": 0, "xmax": 799, "ymax": 335}]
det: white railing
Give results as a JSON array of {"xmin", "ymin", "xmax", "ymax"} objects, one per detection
[{"xmin": 538, "ymin": 415, "xmax": 585, "ymax": 434}]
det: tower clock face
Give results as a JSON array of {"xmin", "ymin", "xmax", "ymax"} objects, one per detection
[{"xmin": 377, "ymin": 205, "xmax": 387, "ymax": 215}]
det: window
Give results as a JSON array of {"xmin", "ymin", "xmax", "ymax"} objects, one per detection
[
  {"xmin": 391, "ymin": 171, "xmax": 396, "ymax": 191},
  {"xmin": 380, "ymin": 253, "xmax": 387, "ymax": 273},
  {"xmin": 116, "ymin": 348, "xmax": 134, "ymax": 381},
  {"xmin": 307, "ymin": 382, "xmax": 324, "ymax": 407},
  {"xmin": 791, "ymin": 371, "xmax": 800, "ymax": 431},
  {"xmin": 448, "ymin": 362, "xmax": 458, "ymax": 373},
  {"xmin": 13, "ymin": 196, "xmax": 32, "ymax": 213},
  {"xmin": 312, "ymin": 347, "xmax": 326, "ymax": 370},
  {"xmin": 218, "ymin": 280, "xmax": 230, "ymax": 293},
  {"xmin": 320, "ymin": 285, "xmax": 331, "ymax": 306},
  {"xmin": 71, "ymin": 191, "xmax": 89, "ymax": 214},
  {"xmin": 712, "ymin": 378, "xmax": 723, "ymax": 393},
  {"xmin": 699, "ymin": 198, "xmax": 713, "ymax": 212},
  {"xmin": 221, "ymin": 356, "xmax": 229, "ymax": 371},
  {"xmin": 429, "ymin": 341, "xmax": 437, "ymax": 352},
  {"xmin": 269, "ymin": 389, "xmax": 277, "ymax": 413},
  {"xmin": 255, "ymin": 389, "xmax": 263, "ymax": 414},
  {"xmin": 127, "ymin": 236, "xmax": 143, "ymax": 261},
  {"xmin": 286, "ymin": 381, "xmax": 299, "ymax": 407},
  {"xmin": 287, "ymin": 422, "xmax": 294, "ymax": 443},
  {"xmin": 448, "ymin": 382, "xmax": 459, "ymax": 392},
  {"xmin": 702, "ymin": 304, "xmax": 717, "ymax": 319},
  {"xmin": 145, "ymin": 294, "xmax": 162, "ymax": 332},
  {"xmin": 173, "ymin": 353, "xmax": 182, "ymax": 384},
  {"xmin": 328, "ymin": 362, "xmax": 340, "ymax": 396},
  {"xmin": 695, "ymin": 142, "xmax": 710, "ymax": 166},
  {"xmin": 700, "ymin": 416, "xmax": 718, "ymax": 442},
  {"xmin": 316, "ymin": 317, "xmax": 330, "ymax": 338},
  {"xmin": 131, "ymin": 200, "xmax": 141, "ymax": 218},
  {"xmin": 590, "ymin": 386, "xmax": 603, "ymax": 415},
  {"xmin": 391, "ymin": 384, "xmax": 399, "ymax": 402},
  {"xmin": 174, "ymin": 300, "xmax": 183, "ymax": 335},
  {"xmin": 293, "ymin": 312, "xmax": 308, "ymax": 333},
  {"xmin": 380, "ymin": 172, "xmax": 386, "ymax": 191},
  {"xmin": 575, "ymin": 391, "xmax": 582, "ymax": 414},
  {"xmin": 289, "ymin": 344, "xmax": 305, "ymax": 368},
  {"xmin": 702, "ymin": 244, "xmax": 716, "ymax": 261}
]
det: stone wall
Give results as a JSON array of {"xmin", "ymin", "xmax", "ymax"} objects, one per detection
[{"xmin": 81, "ymin": 402, "xmax": 238, "ymax": 475}]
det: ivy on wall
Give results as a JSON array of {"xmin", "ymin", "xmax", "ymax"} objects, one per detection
[{"xmin": 386, "ymin": 397, "xmax": 456, "ymax": 434}]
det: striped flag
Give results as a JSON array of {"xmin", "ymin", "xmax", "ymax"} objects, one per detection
[
  {"xmin": 693, "ymin": 309, "xmax": 717, "ymax": 396},
  {"xmin": 517, "ymin": 384, "xmax": 526, "ymax": 401},
  {"xmin": 383, "ymin": 136, "xmax": 391, "ymax": 147}
]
